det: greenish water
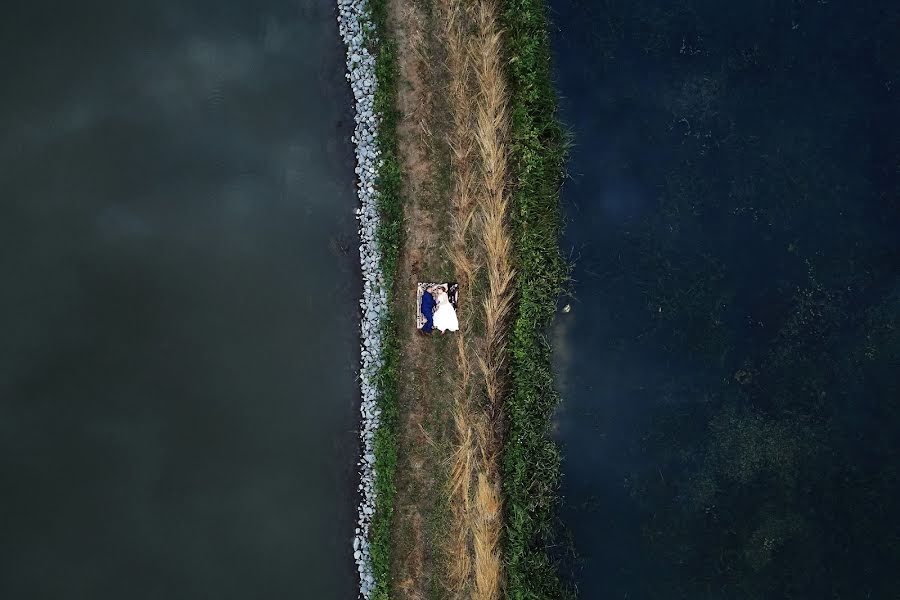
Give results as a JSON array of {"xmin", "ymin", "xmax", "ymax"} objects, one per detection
[
  {"xmin": 549, "ymin": 1, "xmax": 899, "ymax": 597},
  {"xmin": 0, "ymin": 2, "xmax": 360, "ymax": 598}
]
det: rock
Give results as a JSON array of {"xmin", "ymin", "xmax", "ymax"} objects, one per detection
[{"xmin": 340, "ymin": 4, "xmax": 388, "ymax": 596}]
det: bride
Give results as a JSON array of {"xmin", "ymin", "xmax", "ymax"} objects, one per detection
[{"xmin": 432, "ymin": 285, "xmax": 459, "ymax": 334}]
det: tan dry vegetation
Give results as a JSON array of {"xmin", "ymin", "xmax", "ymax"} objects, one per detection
[
  {"xmin": 386, "ymin": 0, "xmax": 513, "ymax": 598},
  {"xmin": 387, "ymin": 1, "xmax": 456, "ymax": 599},
  {"xmin": 442, "ymin": 1, "xmax": 511, "ymax": 600},
  {"xmin": 442, "ymin": 0, "xmax": 481, "ymax": 594},
  {"xmin": 469, "ymin": 4, "xmax": 511, "ymax": 600},
  {"xmin": 472, "ymin": 0, "xmax": 514, "ymax": 416}
]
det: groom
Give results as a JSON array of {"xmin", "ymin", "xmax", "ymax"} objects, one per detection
[{"xmin": 421, "ymin": 286, "xmax": 436, "ymax": 334}]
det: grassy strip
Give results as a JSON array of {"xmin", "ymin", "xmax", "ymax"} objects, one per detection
[
  {"xmin": 498, "ymin": 0, "xmax": 570, "ymax": 598},
  {"xmin": 367, "ymin": 1, "xmax": 403, "ymax": 598}
]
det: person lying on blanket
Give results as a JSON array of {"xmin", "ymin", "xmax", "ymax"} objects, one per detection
[
  {"xmin": 421, "ymin": 285, "xmax": 437, "ymax": 333},
  {"xmin": 433, "ymin": 285, "xmax": 459, "ymax": 334}
]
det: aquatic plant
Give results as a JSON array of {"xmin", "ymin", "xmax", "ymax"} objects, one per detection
[
  {"xmin": 626, "ymin": 142, "xmax": 900, "ymax": 599},
  {"xmin": 549, "ymin": 0, "xmax": 900, "ymax": 596}
]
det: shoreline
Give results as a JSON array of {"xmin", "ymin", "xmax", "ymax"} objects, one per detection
[
  {"xmin": 499, "ymin": 0, "xmax": 570, "ymax": 596},
  {"xmin": 338, "ymin": 0, "xmax": 404, "ymax": 598},
  {"xmin": 337, "ymin": 1, "xmax": 388, "ymax": 598}
]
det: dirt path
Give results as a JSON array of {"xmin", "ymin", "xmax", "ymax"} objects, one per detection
[{"xmin": 387, "ymin": 1, "xmax": 457, "ymax": 598}]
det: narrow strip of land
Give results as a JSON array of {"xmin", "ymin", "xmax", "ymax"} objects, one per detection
[{"xmin": 386, "ymin": 0, "xmax": 513, "ymax": 598}]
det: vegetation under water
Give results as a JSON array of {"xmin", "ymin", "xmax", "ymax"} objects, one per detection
[{"xmin": 556, "ymin": 0, "xmax": 900, "ymax": 597}]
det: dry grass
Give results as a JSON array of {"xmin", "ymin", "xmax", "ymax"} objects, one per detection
[
  {"xmin": 386, "ymin": 0, "xmax": 514, "ymax": 596},
  {"xmin": 387, "ymin": 1, "xmax": 459, "ymax": 598},
  {"xmin": 472, "ymin": 0, "xmax": 514, "ymax": 416},
  {"xmin": 448, "ymin": 407, "xmax": 475, "ymax": 586},
  {"xmin": 473, "ymin": 472, "xmax": 503, "ymax": 600},
  {"xmin": 469, "ymin": 3, "xmax": 512, "ymax": 599},
  {"xmin": 442, "ymin": 0, "xmax": 481, "ymax": 594},
  {"xmin": 440, "ymin": 1, "xmax": 512, "ymax": 599}
]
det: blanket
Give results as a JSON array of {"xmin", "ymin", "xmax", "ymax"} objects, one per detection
[{"xmin": 416, "ymin": 282, "xmax": 459, "ymax": 329}]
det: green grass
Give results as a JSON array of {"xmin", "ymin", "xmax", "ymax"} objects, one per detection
[
  {"xmin": 499, "ymin": 0, "xmax": 571, "ymax": 598},
  {"xmin": 367, "ymin": 1, "xmax": 403, "ymax": 598}
]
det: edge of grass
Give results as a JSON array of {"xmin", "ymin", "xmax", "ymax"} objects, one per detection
[
  {"xmin": 498, "ymin": 1, "xmax": 571, "ymax": 598},
  {"xmin": 367, "ymin": 1, "xmax": 403, "ymax": 598}
]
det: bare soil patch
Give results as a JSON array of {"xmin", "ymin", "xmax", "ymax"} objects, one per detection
[{"xmin": 386, "ymin": 1, "xmax": 457, "ymax": 598}]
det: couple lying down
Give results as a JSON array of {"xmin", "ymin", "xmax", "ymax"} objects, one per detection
[{"xmin": 421, "ymin": 284, "xmax": 459, "ymax": 334}]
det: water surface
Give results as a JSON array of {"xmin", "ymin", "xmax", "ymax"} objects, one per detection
[
  {"xmin": 549, "ymin": 1, "xmax": 900, "ymax": 597},
  {"xmin": 0, "ymin": 2, "xmax": 359, "ymax": 598}
]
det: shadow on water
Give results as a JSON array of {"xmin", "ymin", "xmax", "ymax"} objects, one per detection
[
  {"xmin": 549, "ymin": 0, "xmax": 900, "ymax": 598},
  {"xmin": 0, "ymin": 2, "xmax": 360, "ymax": 599}
]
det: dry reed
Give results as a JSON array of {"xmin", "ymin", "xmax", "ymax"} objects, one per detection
[
  {"xmin": 469, "ymin": 1, "xmax": 512, "ymax": 599},
  {"xmin": 472, "ymin": 0, "xmax": 514, "ymax": 415},
  {"xmin": 443, "ymin": 0, "xmax": 480, "ymax": 594},
  {"xmin": 439, "ymin": 0, "xmax": 512, "ymax": 598},
  {"xmin": 473, "ymin": 472, "xmax": 503, "ymax": 600}
]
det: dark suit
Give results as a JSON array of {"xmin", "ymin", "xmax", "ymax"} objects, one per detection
[{"xmin": 421, "ymin": 290, "xmax": 436, "ymax": 332}]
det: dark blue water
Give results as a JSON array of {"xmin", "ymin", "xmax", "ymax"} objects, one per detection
[
  {"xmin": 549, "ymin": 1, "xmax": 899, "ymax": 598},
  {"xmin": 0, "ymin": 2, "xmax": 360, "ymax": 598}
]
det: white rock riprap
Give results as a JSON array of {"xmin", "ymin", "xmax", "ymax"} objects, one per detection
[{"xmin": 338, "ymin": 1, "xmax": 386, "ymax": 599}]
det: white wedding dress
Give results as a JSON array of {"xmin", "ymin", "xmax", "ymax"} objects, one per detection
[{"xmin": 432, "ymin": 291, "xmax": 459, "ymax": 333}]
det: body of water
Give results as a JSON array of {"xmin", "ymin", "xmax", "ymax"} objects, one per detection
[
  {"xmin": 549, "ymin": 1, "xmax": 899, "ymax": 598},
  {"xmin": 0, "ymin": 2, "xmax": 359, "ymax": 598}
]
